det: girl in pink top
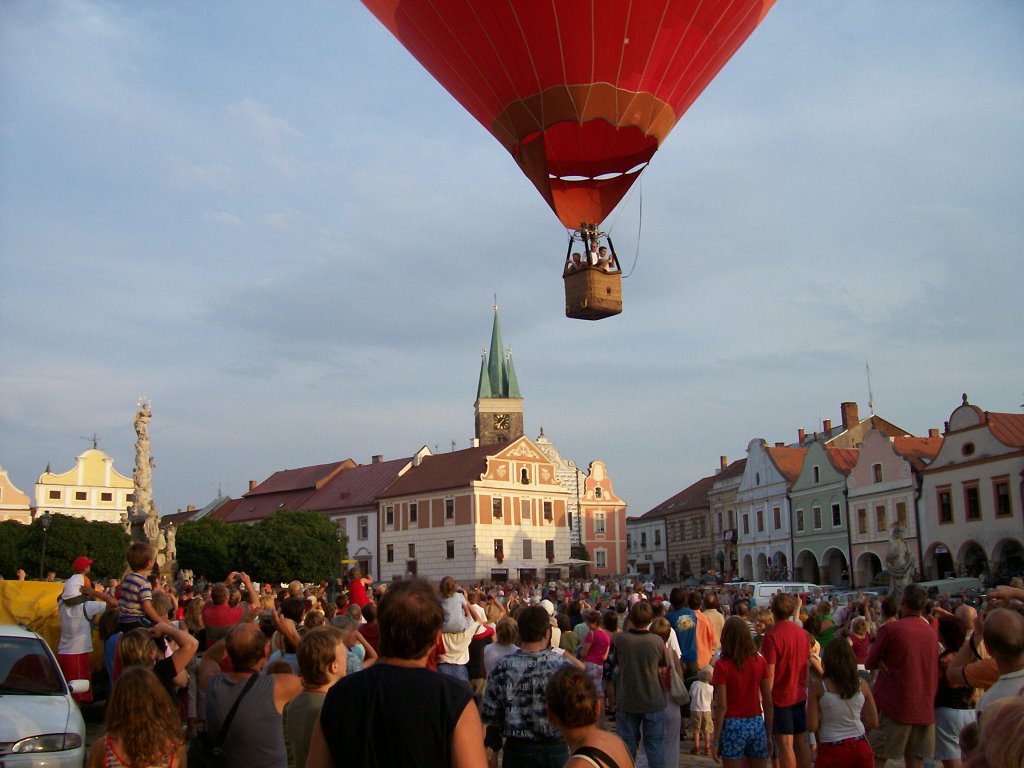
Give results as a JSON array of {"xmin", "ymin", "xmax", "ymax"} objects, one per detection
[{"xmin": 579, "ymin": 610, "xmax": 610, "ymax": 696}]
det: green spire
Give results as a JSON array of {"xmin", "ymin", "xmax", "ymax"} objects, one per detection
[
  {"xmin": 476, "ymin": 348, "xmax": 492, "ymax": 399},
  {"xmin": 487, "ymin": 302, "xmax": 507, "ymax": 396},
  {"xmin": 505, "ymin": 346, "xmax": 521, "ymax": 399}
]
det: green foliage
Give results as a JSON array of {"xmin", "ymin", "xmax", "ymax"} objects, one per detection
[
  {"xmin": 15, "ymin": 514, "xmax": 130, "ymax": 579},
  {"xmin": 0, "ymin": 520, "xmax": 30, "ymax": 578},
  {"xmin": 237, "ymin": 510, "xmax": 340, "ymax": 585},
  {"xmin": 176, "ymin": 518, "xmax": 237, "ymax": 581}
]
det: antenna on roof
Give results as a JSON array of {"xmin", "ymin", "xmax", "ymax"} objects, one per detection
[
  {"xmin": 865, "ymin": 360, "xmax": 875, "ymax": 415},
  {"xmin": 81, "ymin": 432, "xmax": 100, "ymax": 449},
  {"xmin": 451, "ymin": 440, "xmax": 456, "ymax": 452}
]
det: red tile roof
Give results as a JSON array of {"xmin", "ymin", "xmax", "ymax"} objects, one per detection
[
  {"xmin": 989, "ymin": 411, "xmax": 1024, "ymax": 448},
  {"xmin": 892, "ymin": 436, "xmax": 943, "ymax": 470},
  {"xmin": 224, "ymin": 489, "xmax": 316, "ymax": 523},
  {"xmin": 825, "ymin": 447, "xmax": 860, "ymax": 475},
  {"xmin": 303, "ymin": 457, "xmax": 413, "ymax": 511},
  {"xmin": 717, "ymin": 458, "xmax": 747, "ymax": 481},
  {"xmin": 247, "ymin": 460, "xmax": 354, "ymax": 495},
  {"xmin": 765, "ymin": 446, "xmax": 807, "ymax": 483},
  {"xmin": 207, "ymin": 498, "xmax": 243, "ymax": 521},
  {"xmin": 379, "ymin": 445, "xmax": 495, "ymax": 498},
  {"xmin": 641, "ymin": 473, "xmax": 718, "ymax": 518}
]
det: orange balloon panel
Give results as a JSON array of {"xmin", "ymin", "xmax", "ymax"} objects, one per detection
[{"xmin": 362, "ymin": 0, "xmax": 775, "ymax": 228}]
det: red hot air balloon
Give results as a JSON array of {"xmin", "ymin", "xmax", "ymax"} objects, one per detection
[{"xmin": 361, "ymin": 0, "xmax": 775, "ymax": 318}]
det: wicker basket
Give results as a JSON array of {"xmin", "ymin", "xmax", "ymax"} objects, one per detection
[{"xmin": 564, "ymin": 267, "xmax": 622, "ymax": 320}]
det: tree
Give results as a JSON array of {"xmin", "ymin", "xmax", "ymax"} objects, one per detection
[
  {"xmin": 0, "ymin": 520, "xmax": 30, "ymax": 578},
  {"xmin": 176, "ymin": 518, "xmax": 239, "ymax": 581},
  {"xmin": 236, "ymin": 510, "xmax": 338, "ymax": 585},
  {"xmin": 16, "ymin": 514, "xmax": 130, "ymax": 580}
]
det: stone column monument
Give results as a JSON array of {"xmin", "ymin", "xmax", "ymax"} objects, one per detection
[
  {"xmin": 886, "ymin": 523, "xmax": 915, "ymax": 597},
  {"xmin": 130, "ymin": 398, "xmax": 174, "ymax": 574}
]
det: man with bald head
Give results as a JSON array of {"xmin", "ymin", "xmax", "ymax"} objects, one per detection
[
  {"xmin": 976, "ymin": 605, "xmax": 1024, "ymax": 715},
  {"xmin": 200, "ymin": 616, "xmax": 303, "ymax": 767}
]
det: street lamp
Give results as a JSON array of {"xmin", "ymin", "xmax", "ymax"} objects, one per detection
[{"xmin": 38, "ymin": 512, "xmax": 52, "ymax": 580}]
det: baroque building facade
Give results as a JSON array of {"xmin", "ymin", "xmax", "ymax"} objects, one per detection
[{"xmin": 34, "ymin": 447, "xmax": 134, "ymax": 524}]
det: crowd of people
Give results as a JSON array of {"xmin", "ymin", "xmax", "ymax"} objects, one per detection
[{"xmin": 40, "ymin": 544, "xmax": 1024, "ymax": 768}]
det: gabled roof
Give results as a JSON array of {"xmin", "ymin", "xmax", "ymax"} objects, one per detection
[
  {"xmin": 641, "ymin": 473, "xmax": 717, "ymax": 519},
  {"xmin": 765, "ymin": 446, "xmax": 807, "ymax": 483},
  {"xmin": 825, "ymin": 447, "xmax": 860, "ymax": 476},
  {"xmin": 207, "ymin": 497, "xmax": 243, "ymax": 521},
  {"xmin": 891, "ymin": 436, "xmax": 943, "ymax": 470},
  {"xmin": 225, "ymin": 489, "xmax": 316, "ymax": 523},
  {"xmin": 378, "ymin": 444, "xmax": 496, "ymax": 499},
  {"xmin": 303, "ymin": 457, "xmax": 413, "ymax": 511},
  {"xmin": 989, "ymin": 412, "xmax": 1024, "ymax": 448},
  {"xmin": 717, "ymin": 458, "xmax": 747, "ymax": 481}
]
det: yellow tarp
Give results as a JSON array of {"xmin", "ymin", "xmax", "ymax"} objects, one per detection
[{"xmin": 0, "ymin": 582, "xmax": 105, "ymax": 670}]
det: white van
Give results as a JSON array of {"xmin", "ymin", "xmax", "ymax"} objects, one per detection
[{"xmin": 745, "ymin": 582, "xmax": 821, "ymax": 608}]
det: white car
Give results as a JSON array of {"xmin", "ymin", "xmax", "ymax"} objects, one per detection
[{"xmin": 0, "ymin": 623, "xmax": 89, "ymax": 767}]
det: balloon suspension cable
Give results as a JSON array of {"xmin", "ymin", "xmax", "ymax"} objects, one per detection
[{"xmin": 620, "ymin": 181, "xmax": 643, "ymax": 279}]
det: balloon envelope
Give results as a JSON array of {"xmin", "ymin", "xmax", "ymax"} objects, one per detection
[{"xmin": 362, "ymin": 0, "xmax": 775, "ymax": 228}]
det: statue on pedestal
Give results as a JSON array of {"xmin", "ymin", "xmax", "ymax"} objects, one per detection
[
  {"xmin": 131, "ymin": 397, "xmax": 175, "ymax": 576},
  {"xmin": 886, "ymin": 523, "xmax": 915, "ymax": 596}
]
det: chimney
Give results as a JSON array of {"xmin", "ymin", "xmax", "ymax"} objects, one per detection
[
  {"xmin": 187, "ymin": 505, "xmax": 195, "ymax": 512},
  {"xmin": 372, "ymin": 455, "xmax": 382, "ymax": 464},
  {"xmin": 248, "ymin": 480, "xmax": 257, "ymax": 492},
  {"xmin": 720, "ymin": 455, "xmax": 728, "ymax": 471},
  {"xmin": 823, "ymin": 419, "xmax": 832, "ymax": 434},
  {"xmin": 841, "ymin": 402, "xmax": 859, "ymax": 429},
  {"xmin": 798, "ymin": 428, "xmax": 806, "ymax": 443},
  {"xmin": 928, "ymin": 428, "xmax": 940, "ymax": 438}
]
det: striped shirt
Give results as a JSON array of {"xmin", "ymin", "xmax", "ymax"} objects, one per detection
[{"xmin": 118, "ymin": 571, "xmax": 152, "ymax": 622}]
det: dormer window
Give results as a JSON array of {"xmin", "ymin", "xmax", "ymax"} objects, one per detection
[
  {"xmin": 812, "ymin": 466, "xmax": 820, "ymax": 484},
  {"xmin": 872, "ymin": 464, "xmax": 883, "ymax": 483},
  {"xmin": 962, "ymin": 442, "xmax": 975, "ymax": 457},
  {"xmin": 595, "ymin": 487, "xmax": 602, "ymax": 499},
  {"xmin": 521, "ymin": 468, "xmax": 530, "ymax": 484}
]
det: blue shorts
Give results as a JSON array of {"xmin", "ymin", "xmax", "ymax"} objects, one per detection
[
  {"xmin": 773, "ymin": 701, "xmax": 808, "ymax": 735},
  {"xmin": 720, "ymin": 716, "xmax": 769, "ymax": 761}
]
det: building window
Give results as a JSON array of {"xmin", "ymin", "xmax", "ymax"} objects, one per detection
[
  {"xmin": 812, "ymin": 506, "xmax": 822, "ymax": 529},
  {"xmin": 385, "ymin": 505, "xmax": 394, "ymax": 527},
  {"xmin": 494, "ymin": 539, "xmax": 504, "ymax": 558},
  {"xmin": 627, "ymin": 533, "xmax": 632, "ymax": 550},
  {"xmin": 872, "ymin": 464, "xmax": 883, "ymax": 483},
  {"xmin": 75, "ymin": 491, "xmax": 87, "ymax": 501},
  {"xmin": 896, "ymin": 501, "xmax": 907, "ymax": 525},
  {"xmin": 101, "ymin": 492, "xmax": 113, "ymax": 502},
  {"xmin": 716, "ymin": 512, "xmax": 723, "ymax": 533},
  {"xmin": 595, "ymin": 549, "xmax": 607, "ymax": 568},
  {"xmin": 408, "ymin": 543, "xmax": 415, "ymax": 560},
  {"xmin": 796, "ymin": 509, "xmax": 804, "ymax": 531},
  {"xmin": 994, "ymin": 478, "xmax": 1011, "ymax": 518},
  {"xmin": 742, "ymin": 515, "xmax": 749, "ymax": 535},
  {"xmin": 964, "ymin": 483, "xmax": 981, "ymax": 521},
  {"xmin": 813, "ymin": 466, "xmax": 820, "ymax": 484},
  {"xmin": 773, "ymin": 507, "xmax": 781, "ymax": 530},
  {"xmin": 595, "ymin": 487, "xmax": 602, "ymax": 499},
  {"xmin": 521, "ymin": 468, "xmax": 530, "ymax": 485},
  {"xmin": 523, "ymin": 540, "xmax": 532, "ymax": 559},
  {"xmin": 446, "ymin": 540, "xmax": 455, "ymax": 559},
  {"xmin": 521, "ymin": 499, "xmax": 531, "ymax": 521},
  {"xmin": 543, "ymin": 501, "xmax": 553, "ymax": 521},
  {"xmin": 126, "ymin": 493, "xmax": 134, "ymax": 503},
  {"xmin": 386, "ymin": 545, "xmax": 394, "ymax": 562},
  {"xmin": 546, "ymin": 540, "xmax": 555, "ymax": 560},
  {"xmin": 492, "ymin": 497, "xmax": 503, "ymax": 519},
  {"xmin": 654, "ymin": 529, "xmax": 661, "ymax": 547},
  {"xmin": 962, "ymin": 442, "xmax": 975, "ymax": 457},
  {"xmin": 409, "ymin": 503, "xmax": 418, "ymax": 524},
  {"xmin": 938, "ymin": 487, "xmax": 953, "ymax": 524},
  {"xmin": 640, "ymin": 532, "xmax": 647, "ymax": 547},
  {"xmin": 756, "ymin": 509, "xmax": 764, "ymax": 532},
  {"xmin": 728, "ymin": 510, "xmax": 735, "ymax": 529},
  {"xmin": 445, "ymin": 499, "xmax": 455, "ymax": 520},
  {"xmin": 358, "ymin": 516, "xmax": 368, "ymax": 540},
  {"xmin": 595, "ymin": 513, "xmax": 606, "ymax": 534},
  {"xmin": 48, "ymin": 490, "xmax": 61, "ymax": 500},
  {"xmin": 831, "ymin": 503, "xmax": 841, "ymax": 527},
  {"xmin": 857, "ymin": 508, "xmax": 868, "ymax": 534},
  {"xmin": 875, "ymin": 505, "xmax": 886, "ymax": 532}
]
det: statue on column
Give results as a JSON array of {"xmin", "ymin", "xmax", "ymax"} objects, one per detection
[
  {"xmin": 131, "ymin": 398, "xmax": 167, "ymax": 567},
  {"xmin": 886, "ymin": 523, "xmax": 915, "ymax": 596}
]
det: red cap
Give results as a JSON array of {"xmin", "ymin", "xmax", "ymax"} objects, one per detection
[{"xmin": 73, "ymin": 556, "xmax": 93, "ymax": 572}]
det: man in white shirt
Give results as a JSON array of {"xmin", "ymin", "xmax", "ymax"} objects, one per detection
[{"xmin": 57, "ymin": 583, "xmax": 117, "ymax": 702}]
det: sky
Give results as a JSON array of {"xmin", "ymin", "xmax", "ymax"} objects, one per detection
[{"xmin": 2, "ymin": 1, "xmax": 1022, "ymax": 520}]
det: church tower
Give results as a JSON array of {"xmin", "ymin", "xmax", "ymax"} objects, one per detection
[{"xmin": 474, "ymin": 304, "xmax": 524, "ymax": 446}]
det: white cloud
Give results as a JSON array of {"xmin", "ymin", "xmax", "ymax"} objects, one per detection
[
  {"xmin": 202, "ymin": 211, "xmax": 243, "ymax": 228},
  {"xmin": 227, "ymin": 98, "xmax": 300, "ymax": 145}
]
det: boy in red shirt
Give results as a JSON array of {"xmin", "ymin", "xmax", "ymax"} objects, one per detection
[{"xmin": 761, "ymin": 592, "xmax": 812, "ymax": 768}]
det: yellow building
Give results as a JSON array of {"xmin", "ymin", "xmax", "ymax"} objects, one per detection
[
  {"xmin": 35, "ymin": 448, "xmax": 134, "ymax": 524},
  {"xmin": 0, "ymin": 466, "xmax": 32, "ymax": 523}
]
